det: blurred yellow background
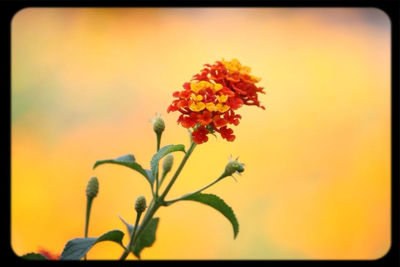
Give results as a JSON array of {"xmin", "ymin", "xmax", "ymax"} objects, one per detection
[{"xmin": 11, "ymin": 8, "xmax": 391, "ymax": 259}]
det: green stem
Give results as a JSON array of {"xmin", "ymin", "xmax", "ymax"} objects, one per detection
[
  {"xmin": 119, "ymin": 200, "xmax": 160, "ymax": 260},
  {"xmin": 119, "ymin": 211, "xmax": 143, "ymax": 260},
  {"xmin": 120, "ymin": 141, "xmax": 197, "ymax": 260},
  {"xmin": 156, "ymin": 134, "xmax": 161, "ymax": 152},
  {"xmin": 155, "ymin": 133, "xmax": 161, "ymax": 197},
  {"xmin": 159, "ymin": 141, "xmax": 196, "ymax": 201},
  {"xmin": 83, "ymin": 197, "xmax": 93, "ymax": 260},
  {"xmin": 158, "ymin": 171, "xmax": 167, "ymax": 188},
  {"xmin": 164, "ymin": 172, "xmax": 226, "ymax": 206}
]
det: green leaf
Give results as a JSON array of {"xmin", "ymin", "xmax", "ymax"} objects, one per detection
[
  {"xmin": 119, "ymin": 215, "xmax": 134, "ymax": 236},
  {"xmin": 118, "ymin": 216, "xmax": 160, "ymax": 259},
  {"xmin": 150, "ymin": 144, "xmax": 185, "ymax": 182},
  {"xmin": 60, "ymin": 230, "xmax": 124, "ymax": 260},
  {"xmin": 145, "ymin": 169, "xmax": 153, "ymax": 183},
  {"xmin": 132, "ymin": 217, "xmax": 160, "ymax": 259},
  {"xmin": 181, "ymin": 193, "xmax": 239, "ymax": 239},
  {"xmin": 21, "ymin": 253, "xmax": 49, "ymax": 260},
  {"xmin": 93, "ymin": 154, "xmax": 153, "ymax": 185}
]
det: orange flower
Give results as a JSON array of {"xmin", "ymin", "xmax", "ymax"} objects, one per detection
[
  {"xmin": 197, "ymin": 110, "xmax": 213, "ymax": 125},
  {"xmin": 37, "ymin": 247, "xmax": 60, "ymax": 260},
  {"xmin": 191, "ymin": 125, "xmax": 209, "ymax": 144},
  {"xmin": 213, "ymin": 115, "xmax": 228, "ymax": 128},
  {"xmin": 167, "ymin": 58, "xmax": 265, "ymax": 144},
  {"xmin": 219, "ymin": 126, "xmax": 235, "ymax": 142}
]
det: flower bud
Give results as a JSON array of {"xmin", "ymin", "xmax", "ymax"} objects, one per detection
[
  {"xmin": 224, "ymin": 157, "xmax": 244, "ymax": 177},
  {"xmin": 135, "ymin": 195, "xmax": 147, "ymax": 214},
  {"xmin": 152, "ymin": 115, "xmax": 165, "ymax": 136},
  {"xmin": 86, "ymin": 177, "xmax": 99, "ymax": 199},
  {"xmin": 162, "ymin": 154, "xmax": 174, "ymax": 175}
]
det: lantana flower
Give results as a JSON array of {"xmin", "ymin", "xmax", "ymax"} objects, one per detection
[{"xmin": 167, "ymin": 58, "xmax": 265, "ymax": 144}]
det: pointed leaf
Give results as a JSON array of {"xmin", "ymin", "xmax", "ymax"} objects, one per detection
[
  {"xmin": 21, "ymin": 253, "xmax": 49, "ymax": 260},
  {"xmin": 119, "ymin": 215, "xmax": 134, "ymax": 236},
  {"xmin": 150, "ymin": 144, "xmax": 185, "ymax": 182},
  {"xmin": 118, "ymin": 215, "xmax": 159, "ymax": 259},
  {"xmin": 181, "ymin": 193, "xmax": 239, "ymax": 239},
  {"xmin": 93, "ymin": 154, "xmax": 153, "ymax": 185},
  {"xmin": 132, "ymin": 217, "xmax": 160, "ymax": 259},
  {"xmin": 145, "ymin": 169, "xmax": 153, "ymax": 184},
  {"xmin": 60, "ymin": 230, "xmax": 124, "ymax": 260}
]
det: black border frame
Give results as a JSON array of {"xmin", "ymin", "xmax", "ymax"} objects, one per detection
[{"xmin": 4, "ymin": 0, "xmax": 399, "ymax": 265}]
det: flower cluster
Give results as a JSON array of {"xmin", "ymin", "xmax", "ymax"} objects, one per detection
[{"xmin": 167, "ymin": 58, "xmax": 265, "ymax": 144}]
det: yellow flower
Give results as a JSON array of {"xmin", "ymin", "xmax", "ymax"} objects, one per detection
[
  {"xmin": 190, "ymin": 80, "xmax": 223, "ymax": 94},
  {"xmin": 251, "ymin": 76, "xmax": 262, "ymax": 82},
  {"xmin": 216, "ymin": 103, "xmax": 230, "ymax": 113},
  {"xmin": 222, "ymin": 58, "xmax": 261, "ymax": 82},
  {"xmin": 189, "ymin": 101, "xmax": 206, "ymax": 112},
  {"xmin": 191, "ymin": 93, "xmax": 203, "ymax": 101},
  {"xmin": 239, "ymin": 66, "xmax": 252, "ymax": 75},
  {"xmin": 222, "ymin": 58, "xmax": 242, "ymax": 72},
  {"xmin": 216, "ymin": 94, "xmax": 228, "ymax": 103},
  {"xmin": 212, "ymin": 83, "xmax": 223, "ymax": 93},
  {"xmin": 205, "ymin": 102, "xmax": 216, "ymax": 112},
  {"xmin": 190, "ymin": 82, "xmax": 201, "ymax": 93}
]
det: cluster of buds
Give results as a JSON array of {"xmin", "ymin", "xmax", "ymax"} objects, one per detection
[
  {"xmin": 85, "ymin": 177, "xmax": 99, "ymax": 199},
  {"xmin": 135, "ymin": 195, "xmax": 147, "ymax": 214},
  {"xmin": 167, "ymin": 58, "xmax": 265, "ymax": 144},
  {"xmin": 151, "ymin": 114, "xmax": 165, "ymax": 136}
]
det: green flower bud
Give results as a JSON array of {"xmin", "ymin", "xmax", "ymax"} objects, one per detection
[
  {"xmin": 224, "ymin": 157, "xmax": 245, "ymax": 177},
  {"xmin": 162, "ymin": 154, "xmax": 174, "ymax": 175},
  {"xmin": 86, "ymin": 177, "xmax": 99, "ymax": 199},
  {"xmin": 135, "ymin": 195, "xmax": 147, "ymax": 214},
  {"xmin": 152, "ymin": 115, "xmax": 165, "ymax": 135}
]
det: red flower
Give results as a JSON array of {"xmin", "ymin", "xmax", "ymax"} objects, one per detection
[
  {"xmin": 226, "ymin": 97, "xmax": 243, "ymax": 110},
  {"xmin": 37, "ymin": 248, "xmax": 60, "ymax": 260},
  {"xmin": 219, "ymin": 126, "xmax": 235, "ymax": 141},
  {"xmin": 178, "ymin": 113, "xmax": 197, "ymax": 128},
  {"xmin": 192, "ymin": 126, "xmax": 209, "ymax": 144},
  {"xmin": 213, "ymin": 115, "xmax": 228, "ymax": 128},
  {"xmin": 224, "ymin": 110, "xmax": 241, "ymax": 126},
  {"xmin": 168, "ymin": 58, "xmax": 265, "ymax": 144},
  {"xmin": 197, "ymin": 110, "xmax": 213, "ymax": 125}
]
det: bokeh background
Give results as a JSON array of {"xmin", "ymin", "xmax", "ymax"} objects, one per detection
[{"xmin": 11, "ymin": 8, "xmax": 391, "ymax": 260}]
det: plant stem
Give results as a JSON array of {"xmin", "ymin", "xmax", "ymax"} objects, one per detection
[
  {"xmin": 158, "ymin": 172, "xmax": 167, "ymax": 188},
  {"xmin": 119, "ymin": 141, "xmax": 197, "ymax": 260},
  {"xmin": 119, "ymin": 211, "xmax": 143, "ymax": 260},
  {"xmin": 83, "ymin": 197, "xmax": 93, "ymax": 260},
  {"xmin": 164, "ymin": 173, "xmax": 225, "ymax": 206},
  {"xmin": 119, "ymin": 200, "xmax": 159, "ymax": 260},
  {"xmin": 156, "ymin": 134, "xmax": 161, "ymax": 152},
  {"xmin": 159, "ymin": 141, "xmax": 196, "ymax": 201},
  {"xmin": 155, "ymin": 134, "xmax": 161, "ymax": 197}
]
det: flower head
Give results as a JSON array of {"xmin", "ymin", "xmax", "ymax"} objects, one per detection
[{"xmin": 168, "ymin": 58, "xmax": 265, "ymax": 144}]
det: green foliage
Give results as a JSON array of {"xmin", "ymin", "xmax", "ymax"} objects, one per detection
[
  {"xmin": 119, "ymin": 216, "xmax": 160, "ymax": 259},
  {"xmin": 150, "ymin": 144, "xmax": 185, "ymax": 182},
  {"xmin": 52, "ymin": 127, "xmax": 242, "ymax": 260},
  {"xmin": 119, "ymin": 215, "xmax": 134, "ymax": 236},
  {"xmin": 20, "ymin": 253, "xmax": 49, "ymax": 260},
  {"xmin": 59, "ymin": 230, "xmax": 124, "ymax": 260},
  {"xmin": 93, "ymin": 154, "xmax": 153, "ymax": 185},
  {"xmin": 181, "ymin": 193, "xmax": 239, "ymax": 239},
  {"xmin": 132, "ymin": 218, "xmax": 160, "ymax": 259}
]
